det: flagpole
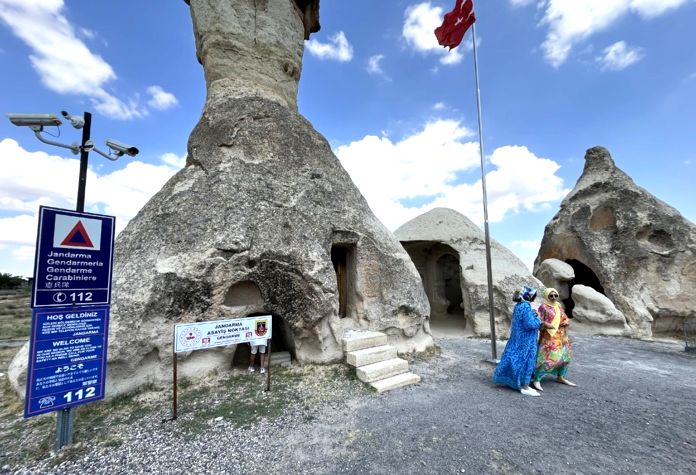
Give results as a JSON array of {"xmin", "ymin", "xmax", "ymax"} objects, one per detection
[{"xmin": 471, "ymin": 22, "xmax": 498, "ymax": 362}]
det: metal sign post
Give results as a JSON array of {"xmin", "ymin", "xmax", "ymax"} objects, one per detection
[
  {"xmin": 172, "ymin": 346, "xmax": 178, "ymax": 420},
  {"xmin": 171, "ymin": 315, "xmax": 272, "ymax": 418},
  {"xmin": 9, "ymin": 110, "xmax": 134, "ymax": 450},
  {"xmin": 29, "ymin": 204, "xmax": 115, "ymax": 451},
  {"xmin": 265, "ymin": 341, "xmax": 272, "ymax": 392}
]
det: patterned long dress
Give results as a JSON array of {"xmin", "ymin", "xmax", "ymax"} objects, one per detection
[
  {"xmin": 533, "ymin": 303, "xmax": 572, "ymax": 381},
  {"xmin": 493, "ymin": 301, "xmax": 541, "ymax": 390}
]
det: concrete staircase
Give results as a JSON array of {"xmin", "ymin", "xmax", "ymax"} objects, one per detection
[
  {"xmin": 342, "ymin": 330, "xmax": 420, "ymax": 394},
  {"xmin": 269, "ymin": 351, "xmax": 292, "ymax": 367}
]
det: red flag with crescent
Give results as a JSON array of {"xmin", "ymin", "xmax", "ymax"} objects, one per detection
[{"xmin": 434, "ymin": 0, "xmax": 476, "ymax": 50}]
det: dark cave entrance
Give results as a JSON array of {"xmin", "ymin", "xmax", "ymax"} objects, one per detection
[
  {"xmin": 439, "ymin": 253, "xmax": 464, "ymax": 315},
  {"xmin": 564, "ymin": 259, "xmax": 605, "ymax": 317},
  {"xmin": 232, "ymin": 313, "xmax": 295, "ymax": 367},
  {"xmin": 331, "ymin": 243, "xmax": 356, "ymax": 319},
  {"xmin": 400, "ymin": 241, "xmax": 468, "ymax": 335}
]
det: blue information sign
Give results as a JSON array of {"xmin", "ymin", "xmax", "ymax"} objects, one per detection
[
  {"xmin": 32, "ymin": 206, "xmax": 115, "ymax": 308},
  {"xmin": 25, "ymin": 305, "xmax": 110, "ymax": 418}
]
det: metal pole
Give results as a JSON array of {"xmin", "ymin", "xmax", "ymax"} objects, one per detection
[
  {"xmin": 55, "ymin": 112, "xmax": 92, "ymax": 451},
  {"xmin": 53, "ymin": 408, "xmax": 74, "ymax": 451},
  {"xmin": 173, "ymin": 348, "xmax": 178, "ymax": 420},
  {"xmin": 75, "ymin": 112, "xmax": 92, "ymax": 213},
  {"xmin": 265, "ymin": 341, "xmax": 272, "ymax": 392},
  {"xmin": 471, "ymin": 23, "xmax": 498, "ymax": 361}
]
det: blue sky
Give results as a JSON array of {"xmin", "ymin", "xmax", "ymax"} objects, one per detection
[{"xmin": 1, "ymin": 0, "xmax": 694, "ymax": 278}]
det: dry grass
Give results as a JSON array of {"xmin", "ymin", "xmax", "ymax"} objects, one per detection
[
  {"xmin": 0, "ymin": 288, "xmax": 31, "ymax": 340},
  {"xmin": 0, "ymin": 359, "xmax": 369, "ymax": 469}
]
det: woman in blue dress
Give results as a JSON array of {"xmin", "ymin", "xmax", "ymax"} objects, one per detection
[{"xmin": 493, "ymin": 286, "xmax": 552, "ymax": 397}]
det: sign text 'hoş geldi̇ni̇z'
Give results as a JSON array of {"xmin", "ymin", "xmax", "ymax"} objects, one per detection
[{"xmin": 24, "ymin": 306, "xmax": 110, "ymax": 418}]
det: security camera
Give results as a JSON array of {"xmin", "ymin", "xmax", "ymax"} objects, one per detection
[
  {"xmin": 105, "ymin": 139, "xmax": 139, "ymax": 157},
  {"xmin": 6, "ymin": 113, "xmax": 62, "ymax": 128},
  {"xmin": 60, "ymin": 111, "xmax": 85, "ymax": 129}
]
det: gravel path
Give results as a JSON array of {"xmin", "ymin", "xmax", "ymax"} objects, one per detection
[{"xmin": 6, "ymin": 335, "xmax": 695, "ymax": 475}]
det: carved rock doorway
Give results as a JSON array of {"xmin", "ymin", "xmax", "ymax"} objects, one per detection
[{"xmin": 400, "ymin": 241, "xmax": 470, "ymax": 336}]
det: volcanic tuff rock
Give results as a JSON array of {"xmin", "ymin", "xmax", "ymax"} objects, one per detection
[
  {"xmin": 571, "ymin": 285, "xmax": 629, "ymax": 336},
  {"xmin": 395, "ymin": 208, "xmax": 542, "ymax": 336},
  {"xmin": 535, "ymin": 258, "xmax": 575, "ymax": 301},
  {"xmin": 534, "ymin": 146, "xmax": 696, "ymax": 338},
  {"xmin": 9, "ymin": 0, "xmax": 431, "ymax": 398}
]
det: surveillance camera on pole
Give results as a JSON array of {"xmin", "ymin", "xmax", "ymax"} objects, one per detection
[
  {"xmin": 6, "ymin": 112, "xmax": 80, "ymax": 154},
  {"xmin": 106, "ymin": 139, "xmax": 139, "ymax": 157},
  {"xmin": 6, "ymin": 113, "xmax": 62, "ymax": 129},
  {"xmin": 61, "ymin": 111, "xmax": 85, "ymax": 129}
]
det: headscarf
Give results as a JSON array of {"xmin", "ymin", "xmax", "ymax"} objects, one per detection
[
  {"xmin": 522, "ymin": 286, "xmax": 537, "ymax": 302},
  {"xmin": 513, "ymin": 286, "xmax": 537, "ymax": 302},
  {"xmin": 544, "ymin": 287, "xmax": 561, "ymax": 337}
]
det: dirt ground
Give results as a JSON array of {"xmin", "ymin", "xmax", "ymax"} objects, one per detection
[{"xmin": 1, "ymin": 334, "xmax": 695, "ymax": 474}]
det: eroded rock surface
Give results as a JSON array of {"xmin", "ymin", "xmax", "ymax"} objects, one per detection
[
  {"xmin": 534, "ymin": 146, "xmax": 696, "ymax": 338},
  {"xmin": 535, "ymin": 258, "xmax": 574, "ymax": 301},
  {"xmin": 571, "ymin": 284, "xmax": 629, "ymax": 336},
  {"xmin": 395, "ymin": 208, "xmax": 541, "ymax": 336}
]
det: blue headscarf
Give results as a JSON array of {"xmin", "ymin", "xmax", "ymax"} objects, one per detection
[
  {"xmin": 513, "ymin": 286, "xmax": 537, "ymax": 302},
  {"xmin": 521, "ymin": 286, "xmax": 537, "ymax": 302}
]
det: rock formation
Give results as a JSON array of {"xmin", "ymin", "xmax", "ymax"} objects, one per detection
[
  {"xmin": 395, "ymin": 208, "xmax": 541, "ymax": 336},
  {"xmin": 535, "ymin": 257, "xmax": 629, "ymax": 336},
  {"xmin": 571, "ymin": 285, "xmax": 629, "ymax": 336},
  {"xmin": 534, "ymin": 258, "xmax": 574, "ymax": 301},
  {"xmin": 534, "ymin": 146, "xmax": 696, "ymax": 338},
  {"xmin": 10, "ymin": 0, "xmax": 431, "ymax": 398}
]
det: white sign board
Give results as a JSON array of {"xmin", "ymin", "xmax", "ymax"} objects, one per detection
[{"xmin": 174, "ymin": 315, "xmax": 272, "ymax": 353}]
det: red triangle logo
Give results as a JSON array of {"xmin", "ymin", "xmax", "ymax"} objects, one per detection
[{"xmin": 60, "ymin": 220, "xmax": 94, "ymax": 248}]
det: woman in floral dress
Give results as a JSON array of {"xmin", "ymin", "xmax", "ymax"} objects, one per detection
[{"xmin": 531, "ymin": 287, "xmax": 576, "ymax": 391}]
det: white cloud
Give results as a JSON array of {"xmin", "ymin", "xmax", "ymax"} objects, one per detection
[
  {"xmin": 79, "ymin": 27, "xmax": 96, "ymax": 40},
  {"xmin": 433, "ymin": 102, "xmax": 446, "ymax": 110},
  {"xmin": 161, "ymin": 153, "xmax": 186, "ymax": 169},
  {"xmin": 147, "ymin": 86, "xmax": 179, "ymax": 111},
  {"xmin": 509, "ymin": 239, "xmax": 542, "ymax": 251},
  {"xmin": 597, "ymin": 41, "xmax": 644, "ymax": 71},
  {"xmin": 508, "ymin": 239, "xmax": 542, "ymax": 271},
  {"xmin": 0, "ymin": 214, "xmax": 37, "ymax": 246},
  {"xmin": 0, "ymin": 0, "xmax": 154, "ymax": 120},
  {"xmin": 305, "ymin": 31, "xmax": 353, "ymax": 62},
  {"xmin": 538, "ymin": 0, "xmax": 690, "ymax": 67},
  {"xmin": 403, "ymin": 2, "xmax": 471, "ymax": 66},
  {"xmin": 335, "ymin": 120, "xmax": 569, "ymax": 230},
  {"xmin": 0, "ymin": 138, "xmax": 185, "ymax": 275},
  {"xmin": 509, "ymin": 0, "xmax": 535, "ymax": 7},
  {"xmin": 367, "ymin": 54, "xmax": 387, "ymax": 76}
]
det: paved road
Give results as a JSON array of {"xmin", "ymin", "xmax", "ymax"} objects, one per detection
[
  {"xmin": 10, "ymin": 335, "xmax": 695, "ymax": 474},
  {"xmin": 274, "ymin": 335, "xmax": 696, "ymax": 474}
]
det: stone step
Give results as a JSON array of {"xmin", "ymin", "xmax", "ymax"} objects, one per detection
[
  {"xmin": 346, "ymin": 345, "xmax": 396, "ymax": 367},
  {"xmin": 269, "ymin": 351, "xmax": 291, "ymax": 366},
  {"xmin": 355, "ymin": 358, "xmax": 409, "ymax": 383},
  {"xmin": 342, "ymin": 330, "xmax": 388, "ymax": 352},
  {"xmin": 370, "ymin": 372, "xmax": 421, "ymax": 394}
]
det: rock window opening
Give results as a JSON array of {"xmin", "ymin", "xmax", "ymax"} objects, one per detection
[
  {"xmin": 564, "ymin": 259, "xmax": 605, "ymax": 317},
  {"xmin": 331, "ymin": 244, "xmax": 355, "ymax": 318}
]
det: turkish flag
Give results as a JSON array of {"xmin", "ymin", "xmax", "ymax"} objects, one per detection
[{"xmin": 434, "ymin": 0, "xmax": 476, "ymax": 50}]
